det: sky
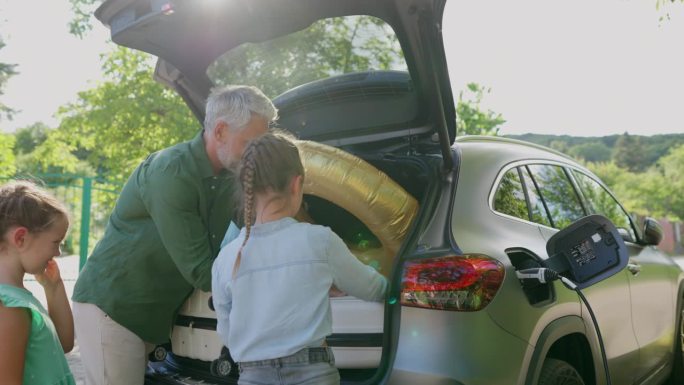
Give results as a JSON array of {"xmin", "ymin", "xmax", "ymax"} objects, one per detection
[
  {"xmin": 1, "ymin": 0, "xmax": 683, "ymax": 137},
  {"xmin": 0, "ymin": 0, "xmax": 110, "ymax": 133}
]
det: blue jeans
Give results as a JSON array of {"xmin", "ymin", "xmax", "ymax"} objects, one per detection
[{"xmin": 237, "ymin": 347, "xmax": 340, "ymax": 385}]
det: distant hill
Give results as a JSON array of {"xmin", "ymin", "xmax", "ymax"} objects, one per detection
[{"xmin": 504, "ymin": 133, "xmax": 684, "ymax": 171}]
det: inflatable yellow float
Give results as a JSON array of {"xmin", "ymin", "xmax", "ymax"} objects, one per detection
[{"xmin": 295, "ymin": 140, "xmax": 419, "ymax": 276}]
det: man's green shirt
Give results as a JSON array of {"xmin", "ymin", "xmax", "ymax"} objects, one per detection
[{"xmin": 72, "ymin": 132, "xmax": 234, "ymax": 343}]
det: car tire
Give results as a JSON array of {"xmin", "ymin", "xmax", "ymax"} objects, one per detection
[
  {"xmin": 538, "ymin": 358, "xmax": 585, "ymax": 385},
  {"xmin": 668, "ymin": 304, "xmax": 684, "ymax": 384}
]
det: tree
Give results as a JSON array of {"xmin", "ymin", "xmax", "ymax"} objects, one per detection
[
  {"xmin": 456, "ymin": 83, "xmax": 505, "ymax": 136},
  {"xmin": 650, "ymin": 144, "xmax": 684, "ymax": 220},
  {"xmin": 0, "ymin": 133, "xmax": 16, "ymax": 177},
  {"xmin": 586, "ymin": 161, "xmax": 649, "ymax": 216},
  {"xmin": 13, "ymin": 122, "xmax": 50, "ymax": 155},
  {"xmin": 40, "ymin": 46, "xmax": 197, "ymax": 181},
  {"xmin": 0, "ymin": 38, "xmax": 18, "ymax": 122},
  {"xmin": 67, "ymin": 0, "xmax": 100, "ymax": 38},
  {"xmin": 612, "ymin": 132, "xmax": 647, "ymax": 172},
  {"xmin": 568, "ymin": 142, "xmax": 612, "ymax": 163},
  {"xmin": 549, "ymin": 140, "xmax": 570, "ymax": 153}
]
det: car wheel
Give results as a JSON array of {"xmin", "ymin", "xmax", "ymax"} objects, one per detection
[
  {"xmin": 538, "ymin": 358, "xmax": 585, "ymax": 385},
  {"xmin": 668, "ymin": 305, "xmax": 684, "ymax": 384}
]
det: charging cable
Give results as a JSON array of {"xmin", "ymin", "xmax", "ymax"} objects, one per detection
[{"xmin": 516, "ymin": 268, "xmax": 611, "ymax": 385}]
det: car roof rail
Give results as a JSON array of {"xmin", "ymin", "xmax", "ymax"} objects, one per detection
[{"xmin": 454, "ymin": 135, "xmax": 576, "ymax": 162}]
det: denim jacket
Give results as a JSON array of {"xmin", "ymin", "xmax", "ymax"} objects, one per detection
[{"xmin": 211, "ymin": 217, "xmax": 388, "ymax": 362}]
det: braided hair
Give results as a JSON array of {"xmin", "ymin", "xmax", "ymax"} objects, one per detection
[{"xmin": 232, "ymin": 131, "xmax": 304, "ymax": 277}]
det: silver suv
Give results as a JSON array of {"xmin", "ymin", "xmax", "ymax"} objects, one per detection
[{"xmin": 95, "ymin": 0, "xmax": 684, "ymax": 384}]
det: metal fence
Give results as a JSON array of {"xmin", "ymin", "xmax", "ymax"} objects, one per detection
[{"xmin": 1, "ymin": 174, "xmax": 123, "ymax": 270}]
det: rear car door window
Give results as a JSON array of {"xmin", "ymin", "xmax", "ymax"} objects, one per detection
[
  {"xmin": 526, "ymin": 164, "xmax": 585, "ymax": 229},
  {"xmin": 492, "ymin": 167, "xmax": 553, "ymax": 227},
  {"xmin": 571, "ymin": 170, "xmax": 637, "ymax": 241}
]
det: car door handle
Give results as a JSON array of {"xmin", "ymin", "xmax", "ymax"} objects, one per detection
[{"xmin": 627, "ymin": 263, "xmax": 641, "ymax": 276}]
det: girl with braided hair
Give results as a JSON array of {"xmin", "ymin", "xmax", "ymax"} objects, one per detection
[{"xmin": 211, "ymin": 131, "xmax": 387, "ymax": 385}]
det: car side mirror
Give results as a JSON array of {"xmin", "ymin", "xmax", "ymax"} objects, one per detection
[
  {"xmin": 641, "ymin": 217, "xmax": 663, "ymax": 246},
  {"xmin": 543, "ymin": 215, "xmax": 629, "ymax": 290}
]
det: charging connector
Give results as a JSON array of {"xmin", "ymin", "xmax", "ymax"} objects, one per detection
[{"xmin": 515, "ymin": 268, "xmax": 559, "ymax": 284}]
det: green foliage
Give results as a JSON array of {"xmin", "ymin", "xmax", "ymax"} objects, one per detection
[
  {"xmin": 651, "ymin": 145, "xmax": 684, "ymax": 220},
  {"xmin": 585, "ymin": 162, "xmax": 648, "ymax": 219},
  {"xmin": 548, "ymin": 140, "xmax": 570, "ymax": 153},
  {"xmin": 568, "ymin": 142, "xmax": 611, "ymax": 163},
  {"xmin": 49, "ymin": 46, "xmax": 197, "ymax": 181},
  {"xmin": 612, "ymin": 132, "xmax": 646, "ymax": 172},
  {"xmin": 18, "ymin": 130, "xmax": 84, "ymax": 175},
  {"xmin": 456, "ymin": 83, "xmax": 505, "ymax": 136},
  {"xmin": 586, "ymin": 147, "xmax": 684, "ymax": 222},
  {"xmin": 0, "ymin": 133, "xmax": 16, "ymax": 177},
  {"xmin": 509, "ymin": 133, "xmax": 684, "ymax": 172},
  {"xmin": 0, "ymin": 38, "xmax": 18, "ymax": 122},
  {"xmin": 13, "ymin": 122, "xmax": 50, "ymax": 155},
  {"xmin": 67, "ymin": 0, "xmax": 99, "ymax": 38}
]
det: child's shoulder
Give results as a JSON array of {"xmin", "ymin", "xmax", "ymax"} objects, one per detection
[
  {"xmin": 292, "ymin": 221, "xmax": 332, "ymax": 235},
  {"xmin": 0, "ymin": 284, "xmax": 35, "ymax": 308},
  {"xmin": 0, "ymin": 285, "xmax": 45, "ymax": 323},
  {"xmin": 291, "ymin": 222, "xmax": 341, "ymax": 246}
]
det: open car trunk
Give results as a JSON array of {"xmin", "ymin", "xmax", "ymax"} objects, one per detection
[
  {"xmin": 94, "ymin": 1, "xmax": 456, "ymax": 383},
  {"xmin": 150, "ymin": 153, "xmax": 437, "ymax": 384}
]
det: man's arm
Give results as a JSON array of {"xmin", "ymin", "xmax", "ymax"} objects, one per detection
[{"xmin": 142, "ymin": 170, "xmax": 220, "ymax": 291}]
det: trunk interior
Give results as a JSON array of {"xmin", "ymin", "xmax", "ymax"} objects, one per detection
[{"xmin": 308, "ymin": 153, "xmax": 433, "ymax": 383}]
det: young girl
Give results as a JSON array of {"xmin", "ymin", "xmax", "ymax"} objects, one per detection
[
  {"xmin": 211, "ymin": 132, "xmax": 388, "ymax": 385},
  {"xmin": 0, "ymin": 181, "xmax": 75, "ymax": 385}
]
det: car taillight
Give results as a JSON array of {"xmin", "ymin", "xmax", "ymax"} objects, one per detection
[{"xmin": 400, "ymin": 254, "xmax": 504, "ymax": 311}]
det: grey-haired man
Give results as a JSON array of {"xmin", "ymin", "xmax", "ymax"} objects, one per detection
[{"xmin": 72, "ymin": 85, "xmax": 277, "ymax": 385}]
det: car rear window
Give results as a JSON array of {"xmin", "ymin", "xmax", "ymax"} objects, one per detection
[{"xmin": 207, "ymin": 15, "xmax": 409, "ymax": 99}]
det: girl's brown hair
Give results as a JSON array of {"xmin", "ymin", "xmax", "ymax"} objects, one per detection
[
  {"xmin": 0, "ymin": 181, "xmax": 69, "ymax": 243},
  {"xmin": 233, "ymin": 131, "xmax": 304, "ymax": 277}
]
